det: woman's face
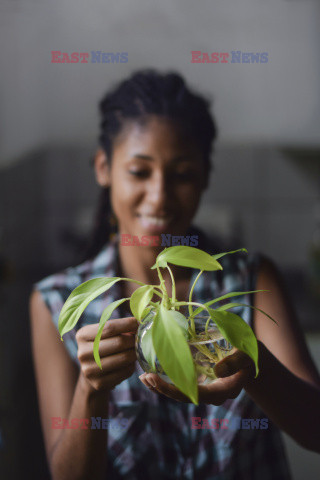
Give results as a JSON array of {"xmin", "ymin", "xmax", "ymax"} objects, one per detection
[{"xmin": 96, "ymin": 115, "xmax": 208, "ymax": 239}]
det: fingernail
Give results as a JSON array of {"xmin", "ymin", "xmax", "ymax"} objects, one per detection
[
  {"xmin": 146, "ymin": 375, "xmax": 157, "ymax": 388},
  {"xmin": 214, "ymin": 363, "xmax": 231, "ymax": 378}
]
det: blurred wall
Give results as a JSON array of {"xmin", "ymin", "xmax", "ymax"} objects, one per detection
[
  {"xmin": 1, "ymin": 0, "xmax": 320, "ymax": 167},
  {"xmin": 195, "ymin": 146, "xmax": 319, "ymax": 268}
]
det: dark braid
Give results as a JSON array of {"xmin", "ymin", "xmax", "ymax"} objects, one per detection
[
  {"xmin": 82, "ymin": 69, "xmax": 218, "ymax": 261},
  {"xmin": 82, "ymin": 188, "xmax": 112, "ymax": 261}
]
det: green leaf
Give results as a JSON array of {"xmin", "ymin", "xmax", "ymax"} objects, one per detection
[
  {"xmin": 168, "ymin": 310, "xmax": 189, "ymax": 339},
  {"xmin": 208, "ymin": 308, "xmax": 259, "ymax": 377},
  {"xmin": 140, "ymin": 324, "xmax": 156, "ymax": 372},
  {"xmin": 58, "ymin": 277, "xmax": 121, "ymax": 339},
  {"xmin": 151, "ymin": 246, "xmax": 223, "ymax": 271},
  {"xmin": 152, "ymin": 304, "xmax": 198, "ymax": 404},
  {"xmin": 191, "ymin": 290, "xmax": 268, "ymax": 317},
  {"xmin": 216, "ymin": 302, "xmax": 278, "ymax": 324},
  {"xmin": 212, "ymin": 248, "xmax": 247, "ymax": 260},
  {"xmin": 93, "ymin": 298, "xmax": 129, "ymax": 369},
  {"xmin": 129, "ymin": 285, "xmax": 154, "ymax": 322},
  {"xmin": 140, "ymin": 305, "xmax": 153, "ymax": 323}
]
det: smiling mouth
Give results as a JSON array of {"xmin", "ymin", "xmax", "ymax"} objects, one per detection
[{"xmin": 136, "ymin": 214, "xmax": 174, "ymax": 227}]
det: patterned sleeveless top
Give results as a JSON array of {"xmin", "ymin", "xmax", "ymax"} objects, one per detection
[{"xmin": 34, "ymin": 231, "xmax": 292, "ymax": 479}]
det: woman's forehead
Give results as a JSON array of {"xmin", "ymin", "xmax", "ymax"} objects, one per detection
[{"xmin": 112, "ymin": 116, "xmax": 201, "ymax": 159}]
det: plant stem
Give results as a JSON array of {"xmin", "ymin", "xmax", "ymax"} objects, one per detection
[
  {"xmin": 173, "ymin": 300, "xmax": 209, "ymax": 311},
  {"xmin": 166, "ymin": 265, "xmax": 176, "ymax": 307},
  {"xmin": 151, "ymin": 288, "xmax": 163, "ymax": 299},
  {"xmin": 188, "ymin": 270, "xmax": 203, "ymax": 318},
  {"xmin": 156, "ymin": 265, "xmax": 170, "ymax": 309},
  {"xmin": 205, "ymin": 317, "xmax": 211, "ymax": 336},
  {"xmin": 192, "ymin": 342, "xmax": 219, "ymax": 363},
  {"xmin": 149, "ymin": 301, "xmax": 159, "ymax": 308},
  {"xmin": 121, "ymin": 278, "xmax": 164, "ymax": 300},
  {"xmin": 172, "ymin": 300, "xmax": 211, "ymax": 336}
]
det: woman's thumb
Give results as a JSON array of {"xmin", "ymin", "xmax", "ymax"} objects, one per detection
[{"xmin": 214, "ymin": 350, "xmax": 253, "ymax": 378}]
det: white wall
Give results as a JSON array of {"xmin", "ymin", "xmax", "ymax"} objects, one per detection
[{"xmin": 1, "ymin": 0, "xmax": 320, "ymax": 167}]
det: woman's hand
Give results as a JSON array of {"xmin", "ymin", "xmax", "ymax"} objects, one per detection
[
  {"xmin": 76, "ymin": 316, "xmax": 139, "ymax": 394},
  {"xmin": 139, "ymin": 348, "xmax": 256, "ymax": 404}
]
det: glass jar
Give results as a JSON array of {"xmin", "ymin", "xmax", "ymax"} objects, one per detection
[{"xmin": 135, "ymin": 310, "xmax": 235, "ymax": 386}]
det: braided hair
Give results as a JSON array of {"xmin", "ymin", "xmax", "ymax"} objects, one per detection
[{"xmin": 83, "ymin": 69, "xmax": 218, "ymax": 261}]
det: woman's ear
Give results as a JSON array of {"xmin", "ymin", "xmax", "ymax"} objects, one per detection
[{"xmin": 94, "ymin": 149, "xmax": 110, "ymax": 187}]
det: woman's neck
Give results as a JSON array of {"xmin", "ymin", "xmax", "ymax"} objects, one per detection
[
  {"xmin": 117, "ymin": 242, "xmax": 191, "ymax": 291},
  {"xmin": 119, "ymin": 243, "xmax": 158, "ymax": 281}
]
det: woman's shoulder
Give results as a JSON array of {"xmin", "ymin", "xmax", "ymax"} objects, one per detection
[
  {"xmin": 35, "ymin": 258, "xmax": 94, "ymax": 292},
  {"xmin": 196, "ymin": 226, "xmax": 262, "ymax": 274},
  {"xmin": 33, "ymin": 240, "xmax": 118, "ymax": 311},
  {"xmin": 30, "ymin": 240, "xmax": 118, "ymax": 362}
]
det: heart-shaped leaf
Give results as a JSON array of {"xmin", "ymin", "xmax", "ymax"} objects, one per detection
[
  {"xmin": 130, "ymin": 285, "xmax": 155, "ymax": 322},
  {"xmin": 58, "ymin": 277, "xmax": 121, "ymax": 339},
  {"xmin": 208, "ymin": 308, "xmax": 259, "ymax": 377},
  {"xmin": 151, "ymin": 246, "xmax": 222, "ymax": 271},
  {"xmin": 217, "ymin": 302, "xmax": 278, "ymax": 324},
  {"xmin": 93, "ymin": 298, "xmax": 129, "ymax": 369},
  {"xmin": 152, "ymin": 304, "xmax": 198, "ymax": 404}
]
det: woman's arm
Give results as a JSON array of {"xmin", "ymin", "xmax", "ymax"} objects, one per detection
[
  {"xmin": 30, "ymin": 290, "xmax": 110, "ymax": 480},
  {"xmin": 140, "ymin": 257, "xmax": 320, "ymax": 453},
  {"xmin": 245, "ymin": 257, "xmax": 320, "ymax": 453}
]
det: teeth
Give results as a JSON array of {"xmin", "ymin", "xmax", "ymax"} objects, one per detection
[{"xmin": 139, "ymin": 215, "xmax": 172, "ymax": 226}]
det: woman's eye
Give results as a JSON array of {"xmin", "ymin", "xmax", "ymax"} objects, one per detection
[
  {"xmin": 128, "ymin": 170, "xmax": 149, "ymax": 178},
  {"xmin": 174, "ymin": 171, "xmax": 194, "ymax": 180},
  {"xmin": 128, "ymin": 169, "xmax": 195, "ymax": 181}
]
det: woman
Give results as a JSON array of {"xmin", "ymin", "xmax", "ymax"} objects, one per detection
[{"xmin": 30, "ymin": 70, "xmax": 320, "ymax": 480}]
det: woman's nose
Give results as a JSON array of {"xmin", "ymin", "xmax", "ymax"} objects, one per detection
[{"xmin": 146, "ymin": 171, "xmax": 173, "ymax": 208}]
